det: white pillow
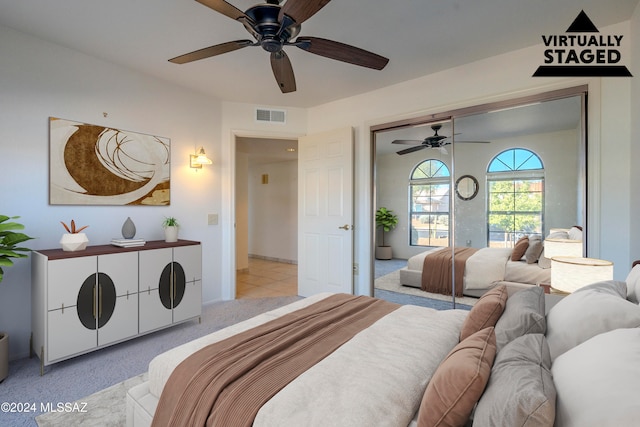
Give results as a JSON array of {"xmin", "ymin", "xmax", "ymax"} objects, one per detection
[
  {"xmin": 547, "ymin": 230, "xmax": 569, "ymax": 239},
  {"xmin": 567, "ymin": 226, "xmax": 582, "ymax": 240},
  {"xmin": 624, "ymin": 264, "xmax": 640, "ymax": 303},
  {"xmin": 545, "ymin": 280, "xmax": 640, "ymax": 360},
  {"xmin": 552, "ymin": 328, "xmax": 640, "ymax": 427}
]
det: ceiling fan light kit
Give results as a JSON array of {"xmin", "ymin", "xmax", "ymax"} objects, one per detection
[{"xmin": 169, "ymin": 0, "xmax": 389, "ymax": 93}]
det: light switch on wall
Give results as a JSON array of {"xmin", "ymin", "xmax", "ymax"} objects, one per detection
[{"xmin": 208, "ymin": 213, "xmax": 218, "ymax": 225}]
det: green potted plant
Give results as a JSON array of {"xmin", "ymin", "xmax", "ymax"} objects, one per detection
[
  {"xmin": 162, "ymin": 217, "xmax": 179, "ymax": 242},
  {"xmin": 375, "ymin": 207, "xmax": 398, "ymax": 260},
  {"xmin": 0, "ymin": 215, "xmax": 34, "ymax": 382}
]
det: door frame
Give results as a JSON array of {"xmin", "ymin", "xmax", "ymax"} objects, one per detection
[
  {"xmin": 369, "ymin": 85, "xmax": 591, "ymax": 300},
  {"xmin": 223, "ymin": 129, "xmax": 304, "ymax": 300}
]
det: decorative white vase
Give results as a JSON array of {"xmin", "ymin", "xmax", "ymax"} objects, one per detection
[
  {"xmin": 0, "ymin": 332, "xmax": 8, "ymax": 382},
  {"xmin": 60, "ymin": 233, "xmax": 89, "ymax": 251},
  {"xmin": 164, "ymin": 226, "xmax": 178, "ymax": 243}
]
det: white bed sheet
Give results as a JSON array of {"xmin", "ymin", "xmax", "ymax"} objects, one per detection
[
  {"xmin": 132, "ymin": 293, "xmax": 468, "ymax": 427},
  {"xmin": 405, "ymin": 247, "xmax": 549, "ymax": 291}
]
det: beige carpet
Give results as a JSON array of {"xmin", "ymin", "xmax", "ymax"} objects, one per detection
[
  {"xmin": 36, "ymin": 372, "xmax": 147, "ymax": 426},
  {"xmin": 375, "ymin": 269, "xmax": 478, "ymax": 306}
]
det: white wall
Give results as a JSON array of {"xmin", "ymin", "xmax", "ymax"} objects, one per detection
[
  {"xmin": 0, "ymin": 25, "xmax": 223, "ymax": 359},
  {"xmin": 308, "ymin": 21, "xmax": 635, "ymax": 294},
  {"xmin": 630, "ymin": 3, "xmax": 640, "ymax": 260},
  {"xmin": 248, "ymin": 161, "xmax": 298, "ymax": 262}
]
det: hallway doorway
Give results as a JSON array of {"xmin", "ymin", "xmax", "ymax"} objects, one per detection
[{"xmin": 235, "ymin": 136, "xmax": 299, "ymax": 298}]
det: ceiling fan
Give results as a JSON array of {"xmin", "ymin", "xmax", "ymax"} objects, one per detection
[
  {"xmin": 392, "ymin": 124, "xmax": 490, "ymax": 155},
  {"xmin": 169, "ymin": 0, "xmax": 390, "ymax": 93}
]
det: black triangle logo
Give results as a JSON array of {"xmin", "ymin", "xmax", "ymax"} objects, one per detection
[{"xmin": 566, "ymin": 10, "xmax": 599, "ymax": 32}]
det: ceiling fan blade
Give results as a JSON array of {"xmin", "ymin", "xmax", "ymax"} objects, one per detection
[
  {"xmin": 295, "ymin": 37, "xmax": 389, "ymax": 70},
  {"xmin": 279, "ymin": 0, "xmax": 332, "ymax": 25},
  {"xmin": 195, "ymin": 0, "xmax": 248, "ymax": 21},
  {"xmin": 396, "ymin": 145, "xmax": 427, "ymax": 155},
  {"xmin": 270, "ymin": 51, "xmax": 297, "ymax": 93},
  {"xmin": 392, "ymin": 139, "xmax": 424, "ymax": 145},
  {"xmin": 169, "ymin": 40, "xmax": 253, "ymax": 64}
]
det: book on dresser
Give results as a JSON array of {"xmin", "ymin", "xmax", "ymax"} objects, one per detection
[{"xmin": 111, "ymin": 238, "xmax": 146, "ymax": 247}]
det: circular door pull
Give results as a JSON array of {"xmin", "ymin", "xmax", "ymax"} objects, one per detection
[
  {"xmin": 159, "ymin": 262, "xmax": 186, "ymax": 309},
  {"xmin": 77, "ymin": 273, "xmax": 116, "ymax": 330}
]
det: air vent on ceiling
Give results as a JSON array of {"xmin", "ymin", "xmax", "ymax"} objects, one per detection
[{"xmin": 256, "ymin": 108, "xmax": 286, "ymax": 124}]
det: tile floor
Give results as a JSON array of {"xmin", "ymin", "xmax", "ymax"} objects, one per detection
[{"xmin": 236, "ymin": 257, "xmax": 298, "ymax": 299}]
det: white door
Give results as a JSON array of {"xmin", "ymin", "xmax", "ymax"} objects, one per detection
[{"xmin": 298, "ymin": 127, "xmax": 354, "ymax": 297}]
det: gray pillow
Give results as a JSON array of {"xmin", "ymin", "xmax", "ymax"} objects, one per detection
[
  {"xmin": 524, "ymin": 238, "xmax": 543, "ymax": 264},
  {"xmin": 494, "ymin": 286, "xmax": 545, "ymax": 352},
  {"xmin": 552, "ymin": 328, "xmax": 640, "ymax": 427},
  {"xmin": 473, "ymin": 334, "xmax": 556, "ymax": 427},
  {"xmin": 545, "ymin": 280, "xmax": 640, "ymax": 361}
]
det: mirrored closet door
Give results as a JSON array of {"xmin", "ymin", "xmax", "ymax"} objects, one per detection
[{"xmin": 373, "ymin": 86, "xmax": 587, "ymax": 306}]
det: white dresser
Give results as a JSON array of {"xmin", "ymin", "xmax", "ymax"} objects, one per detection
[{"xmin": 31, "ymin": 240, "xmax": 201, "ymax": 374}]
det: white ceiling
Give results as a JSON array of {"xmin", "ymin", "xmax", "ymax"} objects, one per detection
[{"xmin": 0, "ymin": 0, "xmax": 637, "ymax": 108}]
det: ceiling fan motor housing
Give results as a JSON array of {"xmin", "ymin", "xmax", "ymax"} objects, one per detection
[
  {"xmin": 171, "ymin": 0, "xmax": 389, "ymax": 94},
  {"xmin": 245, "ymin": 4, "xmax": 300, "ymax": 52}
]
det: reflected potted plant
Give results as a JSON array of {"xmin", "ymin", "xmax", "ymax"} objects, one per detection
[
  {"xmin": 0, "ymin": 215, "xmax": 34, "ymax": 382},
  {"xmin": 375, "ymin": 207, "xmax": 398, "ymax": 260},
  {"xmin": 60, "ymin": 219, "xmax": 89, "ymax": 251},
  {"xmin": 162, "ymin": 217, "xmax": 179, "ymax": 243}
]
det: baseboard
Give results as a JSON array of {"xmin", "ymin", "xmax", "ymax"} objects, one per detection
[{"xmin": 248, "ymin": 254, "xmax": 298, "ymax": 265}]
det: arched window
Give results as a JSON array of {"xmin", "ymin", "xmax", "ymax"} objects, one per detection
[
  {"xmin": 487, "ymin": 148, "xmax": 544, "ymax": 248},
  {"xmin": 409, "ymin": 159, "xmax": 450, "ymax": 247}
]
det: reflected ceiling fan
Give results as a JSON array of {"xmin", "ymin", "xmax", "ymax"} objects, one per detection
[
  {"xmin": 392, "ymin": 124, "xmax": 490, "ymax": 155},
  {"xmin": 169, "ymin": 0, "xmax": 390, "ymax": 93}
]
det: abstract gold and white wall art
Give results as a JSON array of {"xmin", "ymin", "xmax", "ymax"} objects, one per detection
[{"xmin": 49, "ymin": 117, "xmax": 171, "ymax": 205}]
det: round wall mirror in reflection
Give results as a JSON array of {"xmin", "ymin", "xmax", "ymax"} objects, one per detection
[{"xmin": 455, "ymin": 175, "xmax": 479, "ymax": 201}]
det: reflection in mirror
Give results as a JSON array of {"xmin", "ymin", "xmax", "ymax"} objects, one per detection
[
  {"xmin": 374, "ymin": 120, "xmax": 461, "ymax": 305},
  {"xmin": 453, "ymin": 96, "xmax": 584, "ymax": 250},
  {"xmin": 455, "ymin": 175, "xmax": 479, "ymax": 201},
  {"xmin": 375, "ymin": 120, "xmax": 453, "ymax": 259},
  {"xmin": 373, "ymin": 90, "xmax": 585, "ymax": 307}
]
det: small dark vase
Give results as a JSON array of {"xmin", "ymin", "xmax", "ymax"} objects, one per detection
[{"xmin": 122, "ymin": 217, "xmax": 136, "ymax": 239}]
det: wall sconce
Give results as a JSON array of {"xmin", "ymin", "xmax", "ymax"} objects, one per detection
[{"xmin": 190, "ymin": 147, "xmax": 213, "ymax": 170}]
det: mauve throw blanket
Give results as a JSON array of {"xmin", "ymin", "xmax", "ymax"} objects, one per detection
[
  {"xmin": 151, "ymin": 294, "xmax": 399, "ymax": 427},
  {"xmin": 421, "ymin": 247, "xmax": 478, "ymax": 297}
]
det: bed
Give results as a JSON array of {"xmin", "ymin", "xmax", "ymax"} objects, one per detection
[
  {"xmin": 399, "ymin": 246, "xmax": 551, "ymax": 297},
  {"xmin": 127, "ymin": 261, "xmax": 640, "ymax": 427},
  {"xmin": 400, "ymin": 228, "xmax": 585, "ymax": 298},
  {"xmin": 127, "ymin": 292, "xmax": 471, "ymax": 427}
]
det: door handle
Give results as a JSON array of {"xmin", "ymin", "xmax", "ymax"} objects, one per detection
[{"xmin": 338, "ymin": 224, "xmax": 351, "ymax": 230}]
